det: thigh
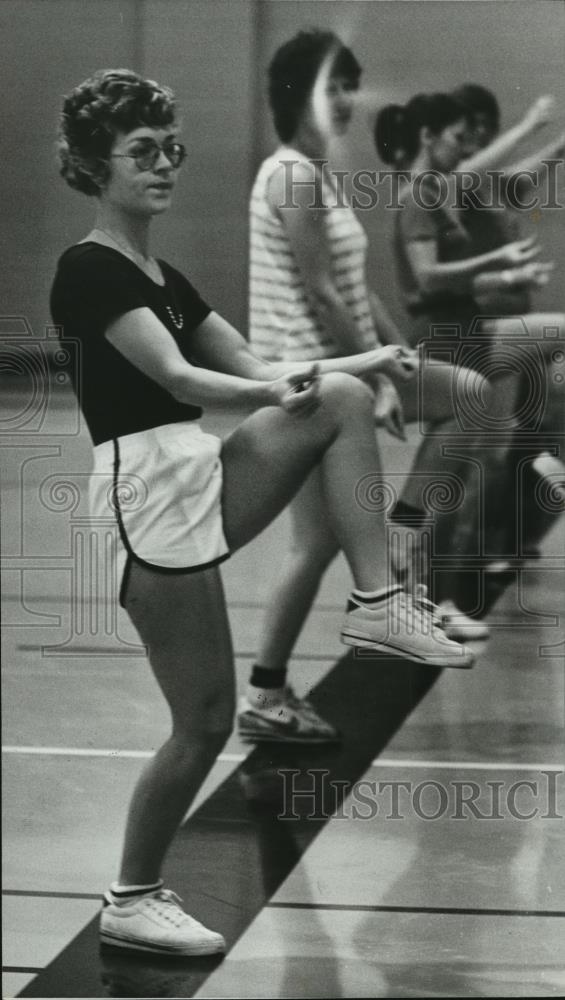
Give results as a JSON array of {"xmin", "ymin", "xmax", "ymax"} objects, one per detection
[
  {"xmin": 123, "ymin": 560, "xmax": 235, "ymax": 734},
  {"xmin": 220, "ymin": 406, "xmax": 330, "ymax": 553},
  {"xmin": 398, "ymin": 360, "xmax": 488, "ymax": 426}
]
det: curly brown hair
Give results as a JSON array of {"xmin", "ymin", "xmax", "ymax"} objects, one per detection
[{"xmin": 57, "ymin": 68, "xmax": 177, "ymax": 196}]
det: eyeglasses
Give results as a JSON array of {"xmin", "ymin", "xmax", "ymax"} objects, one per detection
[{"xmin": 111, "ymin": 140, "xmax": 186, "ymax": 171}]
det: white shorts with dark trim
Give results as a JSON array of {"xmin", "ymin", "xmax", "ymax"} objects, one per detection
[{"xmin": 89, "ymin": 422, "xmax": 230, "ymax": 606}]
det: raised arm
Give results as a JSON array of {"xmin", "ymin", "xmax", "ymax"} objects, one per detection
[
  {"xmin": 459, "ymin": 95, "xmax": 555, "ymax": 174},
  {"xmin": 502, "ymin": 130, "xmax": 565, "ymax": 185}
]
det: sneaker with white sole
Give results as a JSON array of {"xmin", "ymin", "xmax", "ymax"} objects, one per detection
[
  {"xmin": 438, "ymin": 599, "xmax": 490, "ymax": 641},
  {"xmin": 237, "ymin": 687, "xmax": 340, "ymax": 744},
  {"xmin": 99, "ymin": 888, "xmax": 226, "ymax": 956},
  {"xmin": 341, "ymin": 587, "xmax": 474, "ymax": 668}
]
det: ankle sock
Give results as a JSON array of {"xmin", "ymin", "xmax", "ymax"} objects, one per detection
[
  {"xmin": 250, "ymin": 664, "xmax": 287, "ymax": 690},
  {"xmin": 109, "ymin": 879, "xmax": 163, "ymax": 902},
  {"xmin": 351, "ymin": 584, "xmax": 403, "ymax": 607}
]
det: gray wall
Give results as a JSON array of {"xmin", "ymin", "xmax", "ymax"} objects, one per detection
[{"xmin": 1, "ymin": 0, "xmax": 563, "ymax": 340}]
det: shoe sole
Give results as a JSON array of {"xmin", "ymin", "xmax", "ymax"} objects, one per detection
[
  {"xmin": 444, "ymin": 628, "xmax": 490, "ymax": 642},
  {"xmin": 100, "ymin": 930, "xmax": 226, "ymax": 956},
  {"xmin": 238, "ymin": 728, "xmax": 341, "ymax": 744},
  {"xmin": 341, "ymin": 631, "xmax": 474, "ymax": 669}
]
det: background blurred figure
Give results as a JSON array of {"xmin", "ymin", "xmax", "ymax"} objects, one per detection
[
  {"xmin": 453, "ymin": 84, "xmax": 565, "ymax": 558},
  {"xmin": 241, "ymin": 33, "xmax": 482, "ymax": 749}
]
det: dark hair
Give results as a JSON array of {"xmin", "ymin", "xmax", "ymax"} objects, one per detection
[
  {"xmin": 57, "ymin": 68, "xmax": 177, "ymax": 196},
  {"xmin": 374, "ymin": 93, "xmax": 468, "ymax": 166},
  {"xmin": 268, "ymin": 29, "xmax": 362, "ymax": 142},
  {"xmin": 452, "ymin": 83, "xmax": 500, "ymax": 132}
]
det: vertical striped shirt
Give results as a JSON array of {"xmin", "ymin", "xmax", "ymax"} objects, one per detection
[{"xmin": 249, "ymin": 148, "xmax": 379, "ymax": 362}]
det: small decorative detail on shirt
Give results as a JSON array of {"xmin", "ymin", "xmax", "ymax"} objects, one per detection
[{"xmin": 166, "ymin": 304, "xmax": 184, "ymax": 330}]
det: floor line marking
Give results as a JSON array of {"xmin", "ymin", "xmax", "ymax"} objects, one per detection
[
  {"xmin": 267, "ymin": 901, "xmax": 565, "ymax": 918},
  {"xmin": 369, "ymin": 758, "xmax": 564, "ymax": 772},
  {"xmin": 1, "ymin": 746, "xmax": 246, "ymax": 763},
  {"xmin": 2, "ymin": 966, "xmax": 43, "ymax": 974},
  {"xmin": 2, "ymin": 746, "xmax": 562, "ymax": 772}
]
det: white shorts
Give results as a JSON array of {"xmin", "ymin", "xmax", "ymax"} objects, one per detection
[{"xmin": 89, "ymin": 422, "xmax": 230, "ymax": 605}]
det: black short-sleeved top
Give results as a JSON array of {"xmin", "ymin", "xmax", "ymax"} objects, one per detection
[
  {"xmin": 459, "ymin": 180, "xmax": 531, "ymax": 315},
  {"xmin": 50, "ymin": 243, "xmax": 212, "ymax": 445},
  {"xmin": 394, "ymin": 181, "xmax": 479, "ymax": 345}
]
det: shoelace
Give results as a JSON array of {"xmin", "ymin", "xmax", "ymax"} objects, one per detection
[
  {"xmin": 144, "ymin": 889, "xmax": 189, "ymax": 927},
  {"xmin": 399, "ymin": 591, "xmax": 454, "ymax": 644},
  {"xmin": 413, "ymin": 587, "xmax": 443, "ymax": 627}
]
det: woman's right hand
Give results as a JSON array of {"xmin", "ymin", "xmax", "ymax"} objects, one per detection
[
  {"xmin": 269, "ymin": 363, "xmax": 322, "ymax": 415},
  {"xmin": 374, "ymin": 344, "xmax": 418, "ymax": 382},
  {"xmin": 497, "ymin": 236, "xmax": 541, "ymax": 267}
]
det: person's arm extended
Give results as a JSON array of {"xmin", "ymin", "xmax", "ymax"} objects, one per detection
[
  {"xmin": 502, "ymin": 131, "xmax": 565, "ymax": 184},
  {"xmin": 267, "ymin": 161, "xmax": 378, "ymax": 356},
  {"xmin": 406, "ymin": 236, "xmax": 540, "ymax": 296},
  {"xmin": 190, "ymin": 311, "xmax": 416, "ymax": 384},
  {"xmin": 104, "ymin": 307, "xmax": 318, "ymax": 411},
  {"xmin": 472, "ymin": 260, "xmax": 554, "ymax": 295},
  {"xmin": 459, "ymin": 95, "xmax": 555, "ymax": 174}
]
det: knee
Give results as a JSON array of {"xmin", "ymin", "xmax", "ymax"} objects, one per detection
[
  {"xmin": 173, "ymin": 723, "xmax": 232, "ymax": 759},
  {"xmin": 288, "ymin": 532, "xmax": 339, "ymax": 575},
  {"xmin": 319, "ymin": 372, "xmax": 375, "ymax": 412},
  {"xmin": 172, "ymin": 691, "xmax": 234, "ymax": 753},
  {"xmin": 454, "ymin": 367, "xmax": 491, "ymax": 422}
]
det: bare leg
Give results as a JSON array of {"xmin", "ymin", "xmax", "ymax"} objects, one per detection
[
  {"xmin": 118, "ymin": 563, "xmax": 235, "ymax": 884},
  {"xmin": 255, "ymin": 468, "xmax": 339, "ymax": 671},
  {"xmin": 222, "ymin": 372, "xmax": 389, "ymax": 591},
  {"xmin": 117, "ymin": 374, "xmax": 387, "ymax": 883}
]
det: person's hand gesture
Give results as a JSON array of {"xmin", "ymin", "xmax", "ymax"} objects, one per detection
[
  {"xmin": 498, "ymin": 236, "xmax": 541, "ymax": 267},
  {"xmin": 270, "ymin": 363, "xmax": 321, "ymax": 415},
  {"xmin": 374, "ymin": 344, "xmax": 418, "ymax": 382},
  {"xmin": 374, "ymin": 376, "xmax": 406, "ymax": 440},
  {"xmin": 511, "ymin": 261, "xmax": 555, "ymax": 288},
  {"xmin": 523, "ymin": 95, "xmax": 555, "ymax": 133}
]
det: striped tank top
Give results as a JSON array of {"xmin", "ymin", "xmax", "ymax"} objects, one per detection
[{"xmin": 249, "ymin": 148, "xmax": 378, "ymax": 362}]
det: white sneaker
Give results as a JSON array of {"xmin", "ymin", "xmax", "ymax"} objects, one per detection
[
  {"xmin": 438, "ymin": 600, "xmax": 490, "ymax": 641},
  {"xmin": 341, "ymin": 587, "xmax": 474, "ymax": 668},
  {"xmin": 99, "ymin": 888, "xmax": 226, "ymax": 955},
  {"xmin": 238, "ymin": 687, "xmax": 340, "ymax": 744}
]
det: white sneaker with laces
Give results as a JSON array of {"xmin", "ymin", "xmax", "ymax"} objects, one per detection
[
  {"xmin": 341, "ymin": 587, "xmax": 474, "ymax": 668},
  {"xmin": 438, "ymin": 599, "xmax": 490, "ymax": 641},
  {"xmin": 99, "ymin": 888, "xmax": 226, "ymax": 955}
]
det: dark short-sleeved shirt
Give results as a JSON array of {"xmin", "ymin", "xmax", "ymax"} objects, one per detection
[
  {"xmin": 459, "ymin": 178, "xmax": 531, "ymax": 315},
  {"xmin": 50, "ymin": 244, "xmax": 212, "ymax": 445},
  {"xmin": 394, "ymin": 182, "xmax": 479, "ymax": 346}
]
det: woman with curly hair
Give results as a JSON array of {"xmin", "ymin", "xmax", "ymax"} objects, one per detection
[{"xmin": 50, "ymin": 68, "xmax": 471, "ymax": 959}]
